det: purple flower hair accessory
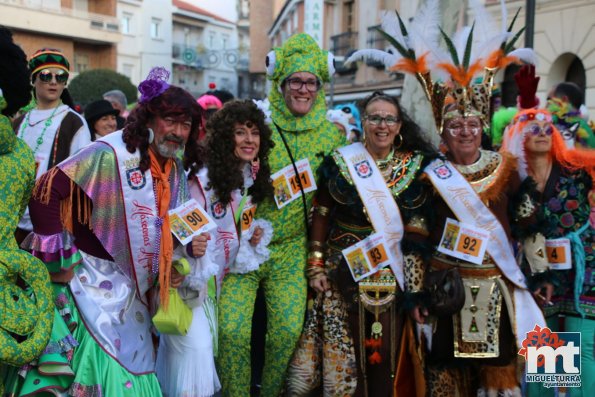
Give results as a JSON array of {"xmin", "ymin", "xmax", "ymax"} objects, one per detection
[{"xmin": 138, "ymin": 67, "xmax": 170, "ymax": 104}]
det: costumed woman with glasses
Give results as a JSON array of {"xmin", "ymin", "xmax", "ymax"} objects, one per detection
[
  {"xmin": 12, "ymin": 48, "xmax": 91, "ymax": 245},
  {"xmin": 345, "ymin": 2, "xmax": 549, "ymax": 394},
  {"xmin": 287, "ymin": 90, "xmax": 437, "ymax": 397},
  {"xmin": 501, "ymin": 65, "xmax": 595, "ymax": 397},
  {"xmin": 156, "ymin": 99, "xmax": 275, "ymax": 397}
]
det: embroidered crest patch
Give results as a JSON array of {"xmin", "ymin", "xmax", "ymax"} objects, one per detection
[
  {"xmin": 211, "ymin": 201, "xmax": 227, "ymax": 219},
  {"xmin": 354, "ymin": 160, "xmax": 373, "ymax": 178},
  {"xmin": 126, "ymin": 167, "xmax": 146, "ymax": 190},
  {"xmin": 433, "ymin": 163, "xmax": 452, "ymax": 180}
]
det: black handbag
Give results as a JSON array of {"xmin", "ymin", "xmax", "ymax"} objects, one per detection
[{"xmin": 424, "ymin": 268, "xmax": 465, "ymax": 316}]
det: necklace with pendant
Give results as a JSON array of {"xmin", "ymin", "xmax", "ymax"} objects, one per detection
[{"xmin": 19, "ymin": 105, "xmax": 61, "ymax": 155}]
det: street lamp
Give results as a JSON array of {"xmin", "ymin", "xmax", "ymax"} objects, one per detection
[{"xmin": 525, "ymin": 0, "xmax": 535, "ymax": 48}]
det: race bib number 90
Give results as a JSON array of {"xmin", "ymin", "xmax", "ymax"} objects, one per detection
[{"xmin": 168, "ymin": 199, "xmax": 217, "ymax": 245}]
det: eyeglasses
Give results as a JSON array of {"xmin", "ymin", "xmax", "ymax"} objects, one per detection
[
  {"xmin": 38, "ymin": 69, "xmax": 69, "ymax": 84},
  {"xmin": 444, "ymin": 121, "xmax": 482, "ymax": 137},
  {"xmin": 365, "ymin": 115, "xmax": 400, "ymax": 126},
  {"xmin": 285, "ymin": 78, "xmax": 320, "ymax": 92},
  {"xmin": 526, "ymin": 123, "xmax": 554, "ymax": 136}
]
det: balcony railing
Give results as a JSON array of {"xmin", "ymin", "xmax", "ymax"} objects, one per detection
[
  {"xmin": 0, "ymin": 0, "xmax": 119, "ymax": 32},
  {"xmin": 330, "ymin": 31, "xmax": 358, "ymax": 57},
  {"xmin": 330, "ymin": 31, "xmax": 358, "ymax": 75},
  {"xmin": 366, "ymin": 25, "xmax": 389, "ymax": 69}
]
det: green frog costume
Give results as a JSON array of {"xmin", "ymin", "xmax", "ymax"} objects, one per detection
[
  {"xmin": 217, "ymin": 33, "xmax": 345, "ymax": 396},
  {"xmin": 0, "ymin": 88, "xmax": 53, "ymax": 393}
]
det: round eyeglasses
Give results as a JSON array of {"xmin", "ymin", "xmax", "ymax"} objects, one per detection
[
  {"xmin": 444, "ymin": 121, "xmax": 482, "ymax": 137},
  {"xmin": 285, "ymin": 78, "xmax": 320, "ymax": 92},
  {"xmin": 38, "ymin": 69, "xmax": 69, "ymax": 84},
  {"xmin": 365, "ymin": 115, "xmax": 400, "ymax": 126}
]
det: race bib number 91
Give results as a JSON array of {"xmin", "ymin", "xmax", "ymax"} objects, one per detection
[{"xmin": 271, "ymin": 158, "xmax": 317, "ymax": 209}]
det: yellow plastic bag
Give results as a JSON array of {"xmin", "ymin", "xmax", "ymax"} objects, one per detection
[{"xmin": 152, "ymin": 259, "xmax": 193, "ymax": 335}]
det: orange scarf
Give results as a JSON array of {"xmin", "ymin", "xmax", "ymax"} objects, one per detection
[{"xmin": 149, "ymin": 149, "xmax": 174, "ymax": 309}]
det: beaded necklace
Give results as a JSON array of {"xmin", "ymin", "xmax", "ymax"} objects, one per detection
[{"xmin": 19, "ymin": 104, "xmax": 61, "ymax": 155}]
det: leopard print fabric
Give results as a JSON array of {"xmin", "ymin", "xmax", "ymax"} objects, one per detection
[
  {"xmin": 286, "ymin": 287, "xmax": 357, "ymax": 396},
  {"xmin": 426, "ymin": 366, "xmax": 460, "ymax": 397},
  {"xmin": 404, "ymin": 253, "xmax": 425, "ymax": 292}
]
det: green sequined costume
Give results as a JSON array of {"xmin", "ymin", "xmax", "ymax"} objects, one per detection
[
  {"xmin": 0, "ymin": 93, "xmax": 54, "ymax": 394},
  {"xmin": 217, "ymin": 33, "xmax": 345, "ymax": 397}
]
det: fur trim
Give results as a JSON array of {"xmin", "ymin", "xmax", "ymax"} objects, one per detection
[
  {"xmin": 479, "ymin": 362, "xmax": 520, "ymax": 392},
  {"xmin": 401, "ymin": 291, "xmax": 431, "ymax": 312},
  {"xmin": 478, "ymin": 151, "xmax": 517, "ymax": 205},
  {"xmin": 230, "ymin": 219, "xmax": 273, "ymax": 274}
]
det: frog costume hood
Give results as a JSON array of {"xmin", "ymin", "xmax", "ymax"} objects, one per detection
[{"xmin": 266, "ymin": 33, "xmax": 335, "ymax": 132}]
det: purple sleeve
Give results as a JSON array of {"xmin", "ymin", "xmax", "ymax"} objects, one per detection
[{"xmin": 29, "ymin": 169, "xmax": 112, "ymax": 260}]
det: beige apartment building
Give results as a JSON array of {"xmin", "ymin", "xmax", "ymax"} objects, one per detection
[
  {"xmin": 0, "ymin": 0, "xmax": 120, "ymax": 75},
  {"xmin": 250, "ymin": 0, "xmax": 595, "ymax": 114}
]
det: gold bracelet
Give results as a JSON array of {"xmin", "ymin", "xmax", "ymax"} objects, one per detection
[
  {"xmin": 314, "ymin": 205, "xmax": 331, "ymax": 217},
  {"xmin": 308, "ymin": 250, "xmax": 325, "ymax": 261}
]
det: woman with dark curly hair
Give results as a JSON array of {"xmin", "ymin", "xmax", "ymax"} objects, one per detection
[
  {"xmin": 287, "ymin": 91, "xmax": 437, "ymax": 396},
  {"xmin": 156, "ymin": 99, "xmax": 274, "ymax": 397},
  {"xmin": 19, "ymin": 67, "xmax": 206, "ymax": 396}
]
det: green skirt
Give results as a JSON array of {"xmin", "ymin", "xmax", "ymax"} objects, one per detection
[{"xmin": 3, "ymin": 285, "xmax": 162, "ymax": 397}]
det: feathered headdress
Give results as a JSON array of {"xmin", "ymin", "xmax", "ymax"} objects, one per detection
[{"xmin": 346, "ymin": 0, "xmax": 535, "ymax": 134}]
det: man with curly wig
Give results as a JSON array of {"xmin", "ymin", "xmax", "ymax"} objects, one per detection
[
  {"xmin": 16, "ymin": 68, "xmax": 204, "ymax": 396},
  {"xmin": 216, "ymin": 33, "xmax": 345, "ymax": 397}
]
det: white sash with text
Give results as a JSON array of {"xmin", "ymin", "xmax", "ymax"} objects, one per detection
[
  {"xmin": 425, "ymin": 158, "xmax": 546, "ymax": 348},
  {"xmin": 337, "ymin": 143, "xmax": 405, "ymax": 289},
  {"xmin": 99, "ymin": 132, "xmax": 159, "ymax": 300}
]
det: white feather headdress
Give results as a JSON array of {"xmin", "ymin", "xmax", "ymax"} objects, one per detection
[{"xmin": 346, "ymin": 0, "xmax": 536, "ymax": 133}]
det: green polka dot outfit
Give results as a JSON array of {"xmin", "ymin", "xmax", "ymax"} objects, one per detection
[{"xmin": 217, "ymin": 33, "xmax": 346, "ymax": 397}]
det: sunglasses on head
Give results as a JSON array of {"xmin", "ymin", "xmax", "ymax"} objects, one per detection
[{"xmin": 38, "ymin": 69, "xmax": 69, "ymax": 84}]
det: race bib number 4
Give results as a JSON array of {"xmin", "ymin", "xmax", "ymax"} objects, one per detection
[
  {"xmin": 437, "ymin": 218, "xmax": 490, "ymax": 265},
  {"xmin": 545, "ymin": 238, "xmax": 572, "ymax": 270},
  {"xmin": 168, "ymin": 199, "xmax": 217, "ymax": 245},
  {"xmin": 342, "ymin": 232, "xmax": 395, "ymax": 282},
  {"xmin": 271, "ymin": 158, "xmax": 317, "ymax": 209}
]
